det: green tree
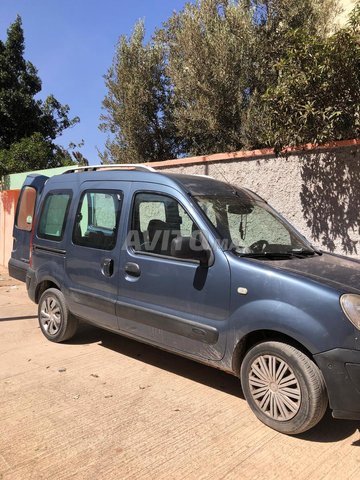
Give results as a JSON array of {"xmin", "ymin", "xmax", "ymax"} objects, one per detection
[
  {"xmin": 0, "ymin": 16, "xmax": 79, "ymax": 177},
  {"xmin": 101, "ymin": 0, "xmax": 356, "ymax": 160},
  {"xmin": 100, "ymin": 21, "xmax": 178, "ymax": 163},
  {"xmin": 160, "ymin": 0, "xmax": 254, "ymax": 155},
  {"xmin": 252, "ymin": 2, "xmax": 360, "ymax": 151},
  {"xmin": 215, "ymin": 0, "xmax": 338, "ymax": 149},
  {"xmin": 0, "ymin": 133, "xmax": 75, "ymax": 177},
  {"xmin": 163, "ymin": 0, "xmax": 339, "ymax": 155}
]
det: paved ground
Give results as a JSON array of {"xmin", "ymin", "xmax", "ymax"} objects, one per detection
[{"xmin": 0, "ymin": 267, "xmax": 360, "ymax": 480}]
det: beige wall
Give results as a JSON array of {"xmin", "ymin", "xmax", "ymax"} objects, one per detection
[{"xmin": 337, "ymin": 0, "xmax": 356, "ymax": 25}]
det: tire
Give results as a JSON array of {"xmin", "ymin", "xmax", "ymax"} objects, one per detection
[
  {"xmin": 38, "ymin": 288, "xmax": 78, "ymax": 342},
  {"xmin": 240, "ymin": 341, "xmax": 328, "ymax": 435}
]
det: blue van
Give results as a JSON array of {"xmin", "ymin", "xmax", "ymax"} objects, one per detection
[{"xmin": 9, "ymin": 164, "xmax": 360, "ymax": 434}]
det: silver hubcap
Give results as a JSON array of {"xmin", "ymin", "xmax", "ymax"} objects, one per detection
[
  {"xmin": 249, "ymin": 354, "xmax": 301, "ymax": 421},
  {"xmin": 40, "ymin": 296, "xmax": 62, "ymax": 336}
]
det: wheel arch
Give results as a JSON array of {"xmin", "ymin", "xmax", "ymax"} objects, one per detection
[
  {"xmin": 35, "ymin": 278, "xmax": 61, "ymax": 304},
  {"xmin": 232, "ymin": 329, "xmax": 315, "ymax": 378}
]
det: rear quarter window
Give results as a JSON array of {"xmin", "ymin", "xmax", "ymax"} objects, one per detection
[
  {"xmin": 38, "ymin": 191, "xmax": 72, "ymax": 241},
  {"xmin": 15, "ymin": 186, "xmax": 37, "ymax": 231}
]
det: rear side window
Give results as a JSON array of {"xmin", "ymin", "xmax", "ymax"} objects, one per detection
[
  {"xmin": 15, "ymin": 186, "xmax": 37, "ymax": 231},
  {"xmin": 38, "ymin": 192, "xmax": 72, "ymax": 241},
  {"xmin": 73, "ymin": 190, "xmax": 122, "ymax": 250}
]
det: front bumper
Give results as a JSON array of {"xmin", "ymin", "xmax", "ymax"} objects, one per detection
[{"xmin": 314, "ymin": 348, "xmax": 360, "ymax": 420}]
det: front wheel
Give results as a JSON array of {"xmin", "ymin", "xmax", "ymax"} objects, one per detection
[
  {"xmin": 240, "ymin": 341, "xmax": 328, "ymax": 435},
  {"xmin": 38, "ymin": 288, "xmax": 78, "ymax": 342}
]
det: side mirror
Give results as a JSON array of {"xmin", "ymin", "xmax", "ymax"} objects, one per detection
[{"xmin": 170, "ymin": 236, "xmax": 213, "ymax": 267}]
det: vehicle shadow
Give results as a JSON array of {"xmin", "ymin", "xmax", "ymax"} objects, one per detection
[
  {"xmin": 69, "ymin": 323, "xmax": 242, "ymax": 398},
  {"xmin": 0, "ymin": 315, "xmax": 38, "ymax": 322},
  {"xmin": 296, "ymin": 409, "xmax": 360, "ymax": 444},
  {"xmin": 69, "ymin": 323, "xmax": 360, "ymax": 443}
]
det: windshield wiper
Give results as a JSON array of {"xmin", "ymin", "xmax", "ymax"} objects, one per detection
[
  {"xmin": 235, "ymin": 251, "xmax": 296, "ymax": 259},
  {"xmin": 287, "ymin": 248, "xmax": 318, "ymax": 256},
  {"xmin": 233, "ymin": 247, "xmax": 321, "ymax": 259}
]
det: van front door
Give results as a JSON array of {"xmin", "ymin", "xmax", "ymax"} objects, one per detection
[
  {"xmin": 117, "ymin": 183, "xmax": 230, "ymax": 361},
  {"xmin": 9, "ymin": 174, "xmax": 48, "ymax": 281}
]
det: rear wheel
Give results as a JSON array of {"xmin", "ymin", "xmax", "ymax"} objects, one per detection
[
  {"xmin": 38, "ymin": 288, "xmax": 78, "ymax": 342},
  {"xmin": 240, "ymin": 341, "xmax": 328, "ymax": 434}
]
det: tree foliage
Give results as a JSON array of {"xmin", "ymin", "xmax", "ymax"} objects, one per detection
[
  {"xmin": 0, "ymin": 16, "xmax": 79, "ymax": 177},
  {"xmin": 100, "ymin": 21, "xmax": 178, "ymax": 163},
  {"xmin": 251, "ymin": 3, "xmax": 360, "ymax": 151},
  {"xmin": 162, "ymin": 0, "xmax": 253, "ymax": 154},
  {"xmin": 101, "ymin": 0, "xmax": 359, "ymax": 161},
  {"xmin": 0, "ymin": 133, "xmax": 75, "ymax": 177}
]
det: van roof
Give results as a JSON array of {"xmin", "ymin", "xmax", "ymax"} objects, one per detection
[{"xmin": 45, "ymin": 163, "xmax": 258, "ymax": 200}]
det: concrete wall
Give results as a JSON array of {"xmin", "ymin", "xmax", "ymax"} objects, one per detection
[
  {"xmin": 0, "ymin": 139, "xmax": 360, "ymax": 267},
  {"xmin": 337, "ymin": 0, "xmax": 356, "ymax": 26}
]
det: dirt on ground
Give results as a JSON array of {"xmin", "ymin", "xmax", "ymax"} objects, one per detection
[{"xmin": 0, "ymin": 266, "xmax": 360, "ymax": 480}]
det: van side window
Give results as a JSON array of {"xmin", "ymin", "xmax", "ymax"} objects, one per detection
[
  {"xmin": 15, "ymin": 186, "xmax": 37, "ymax": 231},
  {"xmin": 38, "ymin": 192, "xmax": 71, "ymax": 241},
  {"xmin": 131, "ymin": 192, "xmax": 198, "ymax": 257},
  {"xmin": 73, "ymin": 191, "xmax": 122, "ymax": 250}
]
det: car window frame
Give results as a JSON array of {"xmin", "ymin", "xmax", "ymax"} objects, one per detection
[
  {"xmin": 128, "ymin": 189, "xmax": 213, "ymax": 264},
  {"xmin": 15, "ymin": 186, "xmax": 37, "ymax": 232},
  {"xmin": 36, "ymin": 189, "xmax": 73, "ymax": 242},
  {"xmin": 71, "ymin": 188, "xmax": 123, "ymax": 251}
]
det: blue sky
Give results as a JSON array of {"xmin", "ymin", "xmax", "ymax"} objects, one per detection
[{"xmin": 0, "ymin": 0, "xmax": 189, "ymax": 164}]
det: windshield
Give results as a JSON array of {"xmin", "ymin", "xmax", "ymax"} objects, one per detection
[{"xmin": 194, "ymin": 193, "xmax": 315, "ymax": 258}]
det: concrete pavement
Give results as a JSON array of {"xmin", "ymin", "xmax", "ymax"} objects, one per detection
[{"xmin": 0, "ymin": 267, "xmax": 360, "ymax": 479}]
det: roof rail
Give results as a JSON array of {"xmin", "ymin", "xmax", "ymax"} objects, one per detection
[{"xmin": 63, "ymin": 163, "xmax": 157, "ymax": 174}]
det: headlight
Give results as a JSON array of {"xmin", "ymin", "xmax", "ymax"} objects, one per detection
[{"xmin": 340, "ymin": 294, "xmax": 360, "ymax": 330}]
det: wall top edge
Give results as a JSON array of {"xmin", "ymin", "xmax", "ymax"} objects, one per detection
[
  {"xmin": 148, "ymin": 138, "xmax": 360, "ymax": 169},
  {"xmin": 1, "ymin": 138, "xmax": 359, "ymax": 190}
]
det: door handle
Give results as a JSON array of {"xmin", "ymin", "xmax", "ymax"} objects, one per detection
[
  {"xmin": 125, "ymin": 262, "xmax": 141, "ymax": 277},
  {"xmin": 102, "ymin": 258, "xmax": 114, "ymax": 277}
]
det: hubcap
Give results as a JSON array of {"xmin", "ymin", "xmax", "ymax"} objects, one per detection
[
  {"xmin": 40, "ymin": 296, "xmax": 62, "ymax": 336},
  {"xmin": 248, "ymin": 354, "xmax": 301, "ymax": 421}
]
